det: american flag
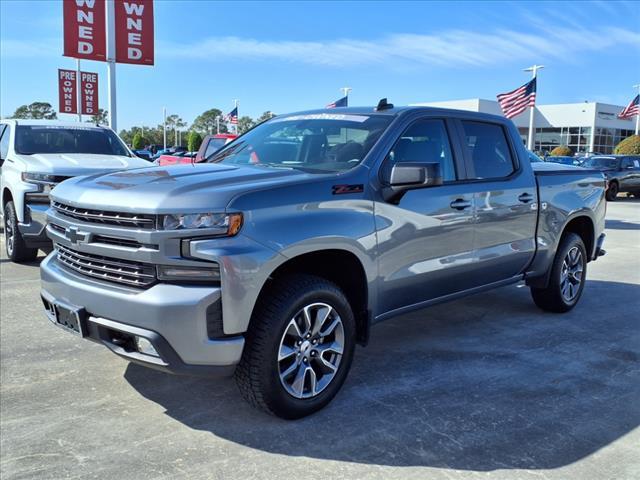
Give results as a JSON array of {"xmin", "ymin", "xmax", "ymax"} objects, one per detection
[
  {"xmin": 326, "ymin": 96, "xmax": 348, "ymax": 109},
  {"xmin": 497, "ymin": 78, "xmax": 537, "ymax": 119},
  {"xmin": 225, "ymin": 107, "xmax": 238, "ymax": 124},
  {"xmin": 618, "ymin": 95, "xmax": 639, "ymax": 119}
]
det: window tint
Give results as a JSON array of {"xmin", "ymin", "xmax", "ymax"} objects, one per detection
[
  {"xmin": 385, "ymin": 119, "xmax": 456, "ymax": 181},
  {"xmin": 14, "ymin": 126, "xmax": 129, "ymax": 156},
  {"xmin": 462, "ymin": 121, "xmax": 515, "ymax": 179},
  {"xmin": 0, "ymin": 125, "xmax": 10, "ymax": 160}
]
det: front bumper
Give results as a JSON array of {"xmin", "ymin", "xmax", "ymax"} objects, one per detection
[
  {"xmin": 18, "ymin": 202, "xmax": 51, "ymax": 249},
  {"xmin": 40, "ymin": 252, "xmax": 244, "ymax": 376}
]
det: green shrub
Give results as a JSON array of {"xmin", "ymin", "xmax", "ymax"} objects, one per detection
[
  {"xmin": 550, "ymin": 145, "xmax": 573, "ymax": 156},
  {"xmin": 131, "ymin": 132, "xmax": 145, "ymax": 150},
  {"xmin": 187, "ymin": 131, "xmax": 203, "ymax": 152},
  {"xmin": 614, "ymin": 134, "xmax": 640, "ymax": 154}
]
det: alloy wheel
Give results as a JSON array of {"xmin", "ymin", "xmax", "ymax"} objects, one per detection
[
  {"xmin": 277, "ymin": 302, "xmax": 345, "ymax": 399},
  {"xmin": 560, "ymin": 246, "xmax": 583, "ymax": 302},
  {"xmin": 5, "ymin": 215, "xmax": 14, "ymax": 256}
]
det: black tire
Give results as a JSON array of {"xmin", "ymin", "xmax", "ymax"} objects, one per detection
[
  {"xmin": 235, "ymin": 274, "xmax": 356, "ymax": 419},
  {"xmin": 606, "ymin": 182, "xmax": 618, "ymax": 201},
  {"xmin": 3, "ymin": 201, "xmax": 38, "ymax": 263},
  {"xmin": 531, "ymin": 232, "xmax": 587, "ymax": 313}
]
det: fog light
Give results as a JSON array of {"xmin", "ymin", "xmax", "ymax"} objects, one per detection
[{"xmin": 135, "ymin": 336, "xmax": 159, "ymax": 357}]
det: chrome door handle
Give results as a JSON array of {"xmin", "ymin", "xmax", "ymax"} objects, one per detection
[
  {"xmin": 518, "ymin": 193, "xmax": 534, "ymax": 203},
  {"xmin": 450, "ymin": 199, "xmax": 471, "ymax": 210}
]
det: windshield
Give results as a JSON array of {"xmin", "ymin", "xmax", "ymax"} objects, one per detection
[
  {"xmin": 203, "ymin": 138, "xmax": 228, "ymax": 158},
  {"xmin": 208, "ymin": 113, "xmax": 393, "ymax": 172},
  {"xmin": 15, "ymin": 125, "xmax": 129, "ymax": 156},
  {"xmin": 583, "ymin": 156, "xmax": 620, "ymax": 169}
]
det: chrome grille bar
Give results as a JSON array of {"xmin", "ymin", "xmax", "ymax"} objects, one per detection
[
  {"xmin": 52, "ymin": 201, "xmax": 156, "ymax": 229},
  {"xmin": 55, "ymin": 244, "xmax": 156, "ymax": 288}
]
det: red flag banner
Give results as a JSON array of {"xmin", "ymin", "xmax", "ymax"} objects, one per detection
[
  {"xmin": 115, "ymin": 0, "xmax": 154, "ymax": 65},
  {"xmin": 58, "ymin": 69, "xmax": 78, "ymax": 114},
  {"xmin": 80, "ymin": 71, "xmax": 99, "ymax": 115},
  {"xmin": 63, "ymin": 0, "xmax": 107, "ymax": 61}
]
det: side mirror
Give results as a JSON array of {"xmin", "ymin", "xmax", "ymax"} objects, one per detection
[{"xmin": 382, "ymin": 162, "xmax": 443, "ymax": 203}]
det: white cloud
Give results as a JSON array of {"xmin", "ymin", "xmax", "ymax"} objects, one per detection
[
  {"xmin": 155, "ymin": 24, "xmax": 640, "ymax": 68},
  {"xmin": 3, "ymin": 23, "xmax": 638, "ymax": 69}
]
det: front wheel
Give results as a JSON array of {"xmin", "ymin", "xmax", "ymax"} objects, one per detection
[
  {"xmin": 235, "ymin": 274, "xmax": 356, "ymax": 419},
  {"xmin": 4, "ymin": 201, "xmax": 38, "ymax": 263},
  {"xmin": 531, "ymin": 233, "xmax": 587, "ymax": 313}
]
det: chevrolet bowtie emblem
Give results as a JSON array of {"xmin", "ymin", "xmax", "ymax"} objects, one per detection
[{"xmin": 64, "ymin": 226, "xmax": 88, "ymax": 245}]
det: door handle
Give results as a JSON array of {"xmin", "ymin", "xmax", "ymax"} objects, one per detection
[
  {"xmin": 518, "ymin": 193, "xmax": 534, "ymax": 203},
  {"xmin": 450, "ymin": 199, "xmax": 472, "ymax": 210}
]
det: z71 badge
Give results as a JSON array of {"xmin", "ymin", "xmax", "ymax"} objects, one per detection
[{"xmin": 332, "ymin": 184, "xmax": 364, "ymax": 195}]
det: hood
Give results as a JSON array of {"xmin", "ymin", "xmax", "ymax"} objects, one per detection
[
  {"xmin": 51, "ymin": 163, "xmax": 314, "ymax": 213},
  {"xmin": 17, "ymin": 153, "xmax": 150, "ymax": 176}
]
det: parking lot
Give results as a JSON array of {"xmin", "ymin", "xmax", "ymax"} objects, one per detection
[{"xmin": 0, "ymin": 199, "xmax": 638, "ymax": 480}]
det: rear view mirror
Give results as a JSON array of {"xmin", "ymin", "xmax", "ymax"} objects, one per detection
[{"xmin": 382, "ymin": 162, "xmax": 442, "ymax": 203}]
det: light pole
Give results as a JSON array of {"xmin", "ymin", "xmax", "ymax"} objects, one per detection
[
  {"xmin": 524, "ymin": 65, "xmax": 543, "ymax": 151},
  {"xmin": 634, "ymin": 84, "xmax": 640, "ymax": 135},
  {"xmin": 76, "ymin": 59, "xmax": 82, "ymax": 122},
  {"xmin": 163, "ymin": 107, "xmax": 167, "ymax": 150},
  {"xmin": 106, "ymin": 0, "xmax": 117, "ymax": 132}
]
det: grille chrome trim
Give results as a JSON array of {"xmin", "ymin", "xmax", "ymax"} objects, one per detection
[
  {"xmin": 55, "ymin": 244, "xmax": 156, "ymax": 288},
  {"xmin": 52, "ymin": 201, "xmax": 156, "ymax": 229}
]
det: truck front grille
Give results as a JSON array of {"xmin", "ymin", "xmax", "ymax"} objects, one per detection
[
  {"xmin": 55, "ymin": 244, "xmax": 156, "ymax": 288},
  {"xmin": 52, "ymin": 201, "xmax": 156, "ymax": 229}
]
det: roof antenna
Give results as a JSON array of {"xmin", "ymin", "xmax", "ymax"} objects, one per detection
[{"xmin": 375, "ymin": 98, "xmax": 394, "ymax": 111}]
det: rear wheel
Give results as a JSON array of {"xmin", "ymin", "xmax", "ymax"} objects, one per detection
[
  {"xmin": 235, "ymin": 274, "xmax": 356, "ymax": 419},
  {"xmin": 606, "ymin": 181, "xmax": 618, "ymax": 201},
  {"xmin": 4, "ymin": 201, "xmax": 38, "ymax": 263},
  {"xmin": 531, "ymin": 233, "xmax": 587, "ymax": 313}
]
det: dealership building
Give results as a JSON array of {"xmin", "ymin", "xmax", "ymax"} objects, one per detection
[{"xmin": 412, "ymin": 99, "xmax": 636, "ymax": 154}]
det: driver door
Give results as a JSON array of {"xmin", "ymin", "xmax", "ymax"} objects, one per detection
[{"xmin": 375, "ymin": 118, "xmax": 476, "ymax": 316}]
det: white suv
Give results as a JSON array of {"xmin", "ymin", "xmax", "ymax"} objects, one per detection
[{"xmin": 0, "ymin": 120, "xmax": 150, "ymax": 262}]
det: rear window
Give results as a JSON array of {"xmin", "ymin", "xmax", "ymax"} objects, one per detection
[
  {"xmin": 15, "ymin": 126, "xmax": 129, "ymax": 156},
  {"xmin": 203, "ymin": 138, "xmax": 228, "ymax": 158},
  {"xmin": 461, "ymin": 121, "xmax": 515, "ymax": 179}
]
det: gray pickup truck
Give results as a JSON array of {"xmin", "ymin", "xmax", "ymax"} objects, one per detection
[{"xmin": 40, "ymin": 103, "xmax": 606, "ymax": 419}]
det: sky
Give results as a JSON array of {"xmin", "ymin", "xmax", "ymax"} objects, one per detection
[{"xmin": 1, "ymin": 0, "xmax": 639, "ymax": 131}]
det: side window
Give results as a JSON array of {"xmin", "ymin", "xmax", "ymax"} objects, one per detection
[
  {"xmin": 0, "ymin": 125, "xmax": 10, "ymax": 160},
  {"xmin": 461, "ymin": 121, "xmax": 515, "ymax": 179},
  {"xmin": 385, "ymin": 119, "xmax": 456, "ymax": 182},
  {"xmin": 621, "ymin": 158, "xmax": 632, "ymax": 169}
]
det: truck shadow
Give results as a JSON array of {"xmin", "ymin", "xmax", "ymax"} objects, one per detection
[
  {"xmin": 606, "ymin": 219, "xmax": 640, "ymax": 230},
  {"xmin": 124, "ymin": 279, "xmax": 640, "ymax": 471}
]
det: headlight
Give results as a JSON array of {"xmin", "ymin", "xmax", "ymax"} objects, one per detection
[
  {"xmin": 21, "ymin": 172, "xmax": 57, "ymax": 184},
  {"xmin": 160, "ymin": 212, "xmax": 243, "ymax": 235}
]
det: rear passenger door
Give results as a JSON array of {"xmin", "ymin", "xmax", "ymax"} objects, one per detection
[{"xmin": 455, "ymin": 120, "xmax": 538, "ymax": 285}]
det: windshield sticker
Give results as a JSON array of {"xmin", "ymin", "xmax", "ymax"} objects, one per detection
[
  {"xmin": 25, "ymin": 126, "xmax": 100, "ymax": 131},
  {"xmin": 271, "ymin": 113, "xmax": 370, "ymax": 123}
]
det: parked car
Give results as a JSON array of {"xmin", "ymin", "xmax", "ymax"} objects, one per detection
[
  {"xmin": 195, "ymin": 134, "xmax": 238, "ymax": 162},
  {"xmin": 40, "ymin": 105, "xmax": 606, "ymax": 419},
  {"xmin": 133, "ymin": 149, "xmax": 153, "ymax": 161},
  {"xmin": 527, "ymin": 150, "xmax": 544, "ymax": 163},
  {"xmin": 582, "ymin": 155, "xmax": 640, "ymax": 200},
  {"xmin": 155, "ymin": 151, "xmax": 197, "ymax": 166},
  {"xmin": 0, "ymin": 120, "xmax": 149, "ymax": 262},
  {"xmin": 546, "ymin": 155, "xmax": 582, "ymax": 166}
]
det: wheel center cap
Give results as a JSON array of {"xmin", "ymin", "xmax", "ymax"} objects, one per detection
[{"xmin": 300, "ymin": 340, "xmax": 311, "ymax": 354}]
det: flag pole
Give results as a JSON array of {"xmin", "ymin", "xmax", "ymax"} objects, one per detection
[
  {"xmin": 106, "ymin": 0, "xmax": 117, "ymax": 132},
  {"xmin": 234, "ymin": 99, "xmax": 239, "ymax": 134},
  {"xmin": 163, "ymin": 107, "xmax": 167, "ymax": 149},
  {"xmin": 634, "ymin": 84, "xmax": 640, "ymax": 135},
  {"xmin": 524, "ymin": 65, "xmax": 543, "ymax": 151},
  {"xmin": 340, "ymin": 87, "xmax": 352, "ymax": 106}
]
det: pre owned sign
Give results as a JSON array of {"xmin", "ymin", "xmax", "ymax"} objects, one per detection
[
  {"xmin": 115, "ymin": 0, "xmax": 154, "ymax": 65},
  {"xmin": 59, "ymin": 70, "xmax": 100, "ymax": 115},
  {"xmin": 63, "ymin": 0, "xmax": 107, "ymax": 61}
]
